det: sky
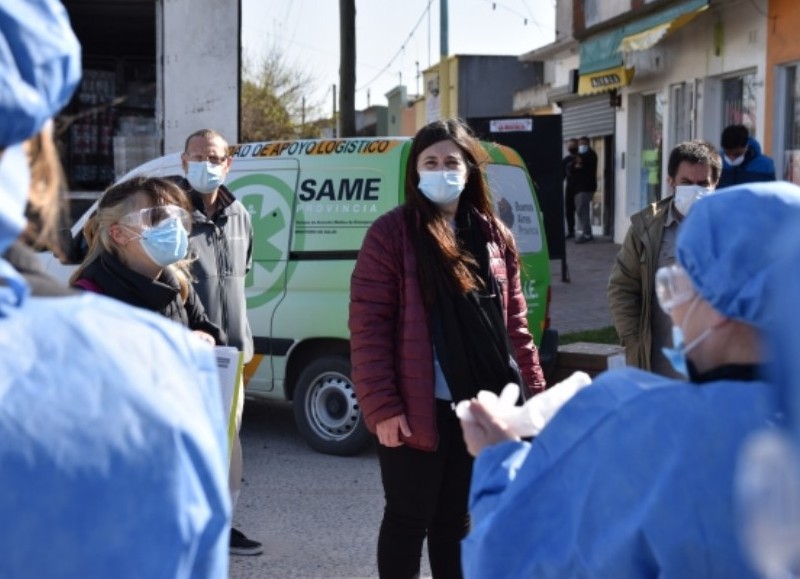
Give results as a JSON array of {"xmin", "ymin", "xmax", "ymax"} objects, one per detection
[{"xmin": 241, "ymin": 0, "xmax": 556, "ymax": 118}]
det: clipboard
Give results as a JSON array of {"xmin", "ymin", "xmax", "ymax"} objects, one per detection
[{"xmin": 214, "ymin": 346, "xmax": 244, "ymax": 457}]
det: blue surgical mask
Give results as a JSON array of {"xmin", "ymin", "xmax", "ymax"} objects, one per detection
[
  {"xmin": 186, "ymin": 161, "xmax": 226, "ymax": 194},
  {"xmin": 578, "ymin": 144, "xmax": 588, "ymax": 154},
  {"xmin": 661, "ymin": 297, "xmax": 714, "ymax": 378},
  {"xmin": 418, "ymin": 170, "xmax": 466, "ymax": 206},
  {"xmin": 139, "ymin": 217, "xmax": 189, "ymax": 267}
]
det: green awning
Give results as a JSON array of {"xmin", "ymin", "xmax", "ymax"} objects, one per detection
[{"xmin": 579, "ymin": 0, "xmax": 708, "ymax": 75}]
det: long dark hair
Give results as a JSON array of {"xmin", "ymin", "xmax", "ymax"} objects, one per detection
[{"xmin": 404, "ymin": 119, "xmax": 512, "ymax": 305}]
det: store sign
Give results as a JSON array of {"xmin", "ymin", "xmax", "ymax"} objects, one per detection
[
  {"xmin": 489, "ymin": 118, "xmax": 533, "ymax": 133},
  {"xmin": 578, "ymin": 66, "xmax": 634, "ymax": 95}
]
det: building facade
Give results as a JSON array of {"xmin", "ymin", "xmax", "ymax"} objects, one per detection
[
  {"xmin": 520, "ymin": 0, "xmax": 772, "ymax": 243},
  {"xmin": 765, "ymin": 0, "xmax": 800, "ymax": 184}
]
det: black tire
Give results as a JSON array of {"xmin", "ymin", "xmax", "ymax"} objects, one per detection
[{"xmin": 293, "ymin": 355, "xmax": 371, "ymax": 456}]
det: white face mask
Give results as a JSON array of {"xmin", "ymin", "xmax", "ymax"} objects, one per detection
[
  {"xmin": 0, "ymin": 144, "xmax": 31, "ymax": 254},
  {"xmin": 674, "ymin": 184, "xmax": 713, "ymax": 216},
  {"xmin": 578, "ymin": 144, "xmax": 588, "ymax": 154},
  {"xmin": 186, "ymin": 161, "xmax": 226, "ymax": 194},
  {"xmin": 418, "ymin": 170, "xmax": 466, "ymax": 206},
  {"xmin": 725, "ymin": 154, "xmax": 746, "ymax": 167}
]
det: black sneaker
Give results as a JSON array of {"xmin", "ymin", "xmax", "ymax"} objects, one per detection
[
  {"xmin": 565, "ymin": 232, "xmax": 575, "ymax": 239},
  {"xmin": 575, "ymin": 234, "xmax": 594, "ymax": 244},
  {"xmin": 230, "ymin": 527, "xmax": 263, "ymax": 556}
]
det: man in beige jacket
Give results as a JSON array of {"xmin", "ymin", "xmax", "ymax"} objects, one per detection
[{"xmin": 608, "ymin": 140, "xmax": 721, "ymax": 376}]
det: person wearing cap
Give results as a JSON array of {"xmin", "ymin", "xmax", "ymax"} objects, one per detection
[
  {"xmin": 0, "ymin": 1, "xmax": 231, "ymax": 577},
  {"xmin": 458, "ymin": 182, "xmax": 800, "ymax": 578},
  {"xmin": 608, "ymin": 140, "xmax": 722, "ymax": 378},
  {"xmin": 734, "ymin": 216, "xmax": 800, "ymax": 578}
]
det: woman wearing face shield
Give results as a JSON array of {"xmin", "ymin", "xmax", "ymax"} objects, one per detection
[
  {"xmin": 70, "ymin": 176, "xmax": 225, "ymax": 346},
  {"xmin": 349, "ymin": 119, "xmax": 545, "ymax": 578},
  {"xmin": 458, "ymin": 182, "xmax": 800, "ymax": 578}
]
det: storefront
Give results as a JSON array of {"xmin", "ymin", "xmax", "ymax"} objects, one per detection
[{"xmin": 560, "ymin": 94, "xmax": 617, "ymax": 238}]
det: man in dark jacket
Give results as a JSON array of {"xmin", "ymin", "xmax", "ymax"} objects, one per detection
[
  {"xmin": 173, "ymin": 128, "xmax": 261, "ymax": 557},
  {"xmin": 562, "ymin": 138, "xmax": 579, "ymax": 239},
  {"xmin": 719, "ymin": 124, "xmax": 776, "ymax": 188},
  {"xmin": 573, "ymin": 136, "xmax": 597, "ymax": 243}
]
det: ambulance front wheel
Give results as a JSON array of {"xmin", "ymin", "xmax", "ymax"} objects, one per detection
[{"xmin": 293, "ymin": 355, "xmax": 372, "ymax": 456}]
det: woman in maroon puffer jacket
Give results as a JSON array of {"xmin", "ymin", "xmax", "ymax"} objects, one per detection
[{"xmin": 349, "ymin": 118, "xmax": 545, "ymax": 579}]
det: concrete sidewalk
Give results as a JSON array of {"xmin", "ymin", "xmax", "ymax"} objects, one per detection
[{"xmin": 548, "ymin": 236, "xmax": 621, "ymax": 335}]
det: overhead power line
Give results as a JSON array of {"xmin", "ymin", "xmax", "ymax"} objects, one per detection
[{"xmin": 356, "ymin": 0, "xmax": 434, "ymax": 93}]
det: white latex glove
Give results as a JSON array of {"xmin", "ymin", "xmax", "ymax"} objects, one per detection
[{"xmin": 456, "ymin": 371, "xmax": 592, "ymax": 438}]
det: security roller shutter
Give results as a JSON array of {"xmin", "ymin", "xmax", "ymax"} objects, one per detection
[{"xmin": 562, "ymin": 95, "xmax": 614, "ymax": 139}]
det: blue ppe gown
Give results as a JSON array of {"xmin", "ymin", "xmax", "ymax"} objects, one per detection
[
  {"xmin": 464, "ymin": 367, "xmax": 770, "ymax": 578},
  {"xmin": 0, "ymin": 275, "xmax": 231, "ymax": 578}
]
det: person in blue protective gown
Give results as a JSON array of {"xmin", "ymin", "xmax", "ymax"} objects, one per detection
[
  {"xmin": 0, "ymin": 2, "xmax": 231, "ymax": 578},
  {"xmin": 734, "ymin": 198, "xmax": 800, "ymax": 577},
  {"xmin": 459, "ymin": 181, "xmax": 800, "ymax": 578}
]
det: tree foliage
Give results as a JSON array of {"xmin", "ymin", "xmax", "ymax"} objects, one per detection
[{"xmin": 240, "ymin": 47, "xmax": 322, "ymax": 141}]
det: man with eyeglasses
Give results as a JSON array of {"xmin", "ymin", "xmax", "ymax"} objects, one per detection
[
  {"xmin": 458, "ymin": 181, "xmax": 800, "ymax": 577},
  {"xmin": 608, "ymin": 140, "xmax": 721, "ymax": 378},
  {"xmin": 171, "ymin": 129, "xmax": 262, "ymax": 556}
]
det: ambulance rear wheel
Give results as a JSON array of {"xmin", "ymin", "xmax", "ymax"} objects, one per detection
[{"xmin": 293, "ymin": 355, "xmax": 371, "ymax": 456}]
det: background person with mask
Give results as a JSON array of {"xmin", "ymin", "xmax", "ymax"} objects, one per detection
[
  {"xmin": 719, "ymin": 124, "xmax": 776, "ymax": 189},
  {"xmin": 0, "ymin": 1, "xmax": 231, "ymax": 576},
  {"xmin": 608, "ymin": 140, "xmax": 721, "ymax": 376},
  {"xmin": 349, "ymin": 118, "xmax": 545, "ymax": 579},
  {"xmin": 572, "ymin": 136, "xmax": 597, "ymax": 244},
  {"xmin": 459, "ymin": 181, "xmax": 800, "ymax": 579},
  {"xmin": 561, "ymin": 138, "xmax": 579, "ymax": 239},
  {"xmin": 170, "ymin": 128, "xmax": 261, "ymax": 556}
]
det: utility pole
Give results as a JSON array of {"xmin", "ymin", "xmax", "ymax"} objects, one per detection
[
  {"xmin": 439, "ymin": 0, "xmax": 450, "ymax": 119},
  {"xmin": 339, "ymin": 0, "xmax": 356, "ymax": 137},
  {"xmin": 332, "ymin": 84, "xmax": 337, "ymax": 138}
]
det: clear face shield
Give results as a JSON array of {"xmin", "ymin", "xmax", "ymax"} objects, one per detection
[
  {"xmin": 118, "ymin": 205, "xmax": 191, "ymax": 232},
  {"xmin": 655, "ymin": 264, "xmax": 696, "ymax": 315}
]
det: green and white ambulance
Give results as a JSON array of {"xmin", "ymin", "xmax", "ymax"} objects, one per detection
[{"xmin": 51, "ymin": 136, "xmax": 556, "ymax": 456}]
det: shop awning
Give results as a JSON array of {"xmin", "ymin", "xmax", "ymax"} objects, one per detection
[
  {"xmin": 578, "ymin": 66, "xmax": 635, "ymax": 96},
  {"xmin": 578, "ymin": 0, "xmax": 708, "ymax": 90},
  {"xmin": 619, "ymin": 5, "xmax": 708, "ymax": 54}
]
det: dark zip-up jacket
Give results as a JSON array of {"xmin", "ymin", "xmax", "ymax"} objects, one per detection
[{"xmin": 73, "ymin": 250, "xmax": 226, "ymax": 344}]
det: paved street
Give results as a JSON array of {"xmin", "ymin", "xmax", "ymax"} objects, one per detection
[
  {"xmin": 549, "ymin": 237, "xmax": 621, "ymax": 334},
  {"xmin": 229, "ymin": 236, "xmax": 622, "ymax": 578}
]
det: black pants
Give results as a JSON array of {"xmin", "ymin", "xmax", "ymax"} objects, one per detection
[
  {"xmin": 565, "ymin": 190, "xmax": 576, "ymax": 235},
  {"xmin": 376, "ymin": 400, "xmax": 473, "ymax": 579}
]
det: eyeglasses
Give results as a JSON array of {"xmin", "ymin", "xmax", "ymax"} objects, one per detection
[
  {"xmin": 655, "ymin": 264, "xmax": 696, "ymax": 314},
  {"xmin": 118, "ymin": 205, "xmax": 191, "ymax": 231},
  {"xmin": 186, "ymin": 154, "xmax": 228, "ymax": 166}
]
